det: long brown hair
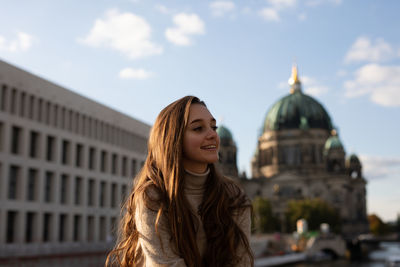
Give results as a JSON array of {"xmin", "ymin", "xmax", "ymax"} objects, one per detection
[{"xmin": 106, "ymin": 96, "xmax": 253, "ymax": 266}]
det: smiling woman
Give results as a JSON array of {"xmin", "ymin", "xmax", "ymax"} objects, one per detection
[{"xmin": 106, "ymin": 96, "xmax": 253, "ymax": 267}]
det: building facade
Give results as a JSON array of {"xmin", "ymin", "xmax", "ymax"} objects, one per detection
[
  {"xmin": 219, "ymin": 66, "xmax": 369, "ymax": 237},
  {"xmin": 0, "ymin": 60, "xmax": 150, "ymax": 263}
]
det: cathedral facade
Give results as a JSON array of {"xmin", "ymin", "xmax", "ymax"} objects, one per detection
[{"xmin": 218, "ymin": 66, "xmax": 369, "ymax": 237}]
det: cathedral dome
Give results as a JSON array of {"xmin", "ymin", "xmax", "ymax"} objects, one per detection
[
  {"xmin": 346, "ymin": 154, "xmax": 361, "ymax": 165},
  {"xmin": 217, "ymin": 125, "xmax": 233, "ymax": 140},
  {"xmin": 263, "ymin": 66, "xmax": 334, "ymax": 132},
  {"xmin": 324, "ymin": 134, "xmax": 343, "ymax": 151}
]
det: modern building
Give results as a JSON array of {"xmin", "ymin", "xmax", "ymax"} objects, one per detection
[
  {"xmin": 0, "ymin": 60, "xmax": 150, "ymax": 264},
  {"xmin": 218, "ymin": 65, "xmax": 369, "ymax": 237}
]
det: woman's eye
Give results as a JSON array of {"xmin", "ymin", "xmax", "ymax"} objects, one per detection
[
  {"xmin": 212, "ymin": 126, "xmax": 218, "ymax": 131},
  {"xmin": 194, "ymin": 127, "xmax": 202, "ymax": 131}
]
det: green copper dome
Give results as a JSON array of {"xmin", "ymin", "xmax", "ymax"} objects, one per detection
[
  {"xmin": 217, "ymin": 125, "xmax": 233, "ymax": 140},
  {"xmin": 324, "ymin": 135, "xmax": 344, "ymax": 151},
  {"xmin": 347, "ymin": 154, "xmax": 361, "ymax": 164},
  {"xmin": 264, "ymin": 90, "xmax": 334, "ymax": 132}
]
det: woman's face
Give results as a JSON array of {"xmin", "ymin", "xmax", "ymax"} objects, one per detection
[{"xmin": 182, "ymin": 104, "xmax": 220, "ymax": 173}]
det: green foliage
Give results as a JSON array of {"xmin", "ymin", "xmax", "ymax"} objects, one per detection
[
  {"xmin": 285, "ymin": 198, "xmax": 341, "ymax": 233},
  {"xmin": 368, "ymin": 214, "xmax": 390, "ymax": 236},
  {"xmin": 252, "ymin": 197, "xmax": 279, "ymax": 233}
]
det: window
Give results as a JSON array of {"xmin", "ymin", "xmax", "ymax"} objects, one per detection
[
  {"xmin": 131, "ymin": 159, "xmax": 137, "ymax": 177},
  {"xmin": 75, "ymin": 176, "xmax": 82, "ymax": 205},
  {"xmin": 59, "ymin": 214, "xmax": 67, "ymax": 242},
  {"xmin": 121, "ymin": 185, "xmax": 127, "ymax": 204},
  {"xmin": 19, "ymin": 92, "xmax": 26, "ymax": 117},
  {"xmin": 60, "ymin": 174, "xmax": 69, "ymax": 204},
  {"xmin": 46, "ymin": 135, "xmax": 55, "ymax": 162},
  {"xmin": 10, "ymin": 126, "xmax": 22, "ymax": 155},
  {"xmin": 88, "ymin": 147, "xmax": 96, "ymax": 170},
  {"xmin": 99, "ymin": 216, "xmax": 106, "ymax": 241},
  {"xmin": 0, "ymin": 122, "xmax": 4, "ymax": 151},
  {"xmin": 29, "ymin": 95, "xmax": 34, "ymax": 119},
  {"xmin": 111, "ymin": 183, "xmax": 117, "ymax": 208},
  {"xmin": 68, "ymin": 110, "xmax": 73, "ymax": 131},
  {"xmin": 29, "ymin": 131, "xmax": 40, "ymax": 158},
  {"xmin": 1, "ymin": 85, "xmax": 7, "ymax": 111},
  {"xmin": 88, "ymin": 179, "xmax": 95, "ymax": 206},
  {"xmin": 61, "ymin": 107, "xmax": 66, "ymax": 129},
  {"xmin": 75, "ymin": 143, "xmax": 83, "ymax": 168},
  {"xmin": 53, "ymin": 104, "xmax": 58, "ymax": 127},
  {"xmin": 44, "ymin": 171, "xmax": 54, "ymax": 203},
  {"xmin": 45, "ymin": 101, "xmax": 51, "ymax": 124},
  {"xmin": 8, "ymin": 165, "xmax": 20, "ymax": 199},
  {"xmin": 61, "ymin": 140, "xmax": 70, "ymax": 165},
  {"xmin": 110, "ymin": 217, "xmax": 117, "ymax": 239},
  {"xmin": 87, "ymin": 216, "xmax": 94, "ymax": 242},
  {"xmin": 38, "ymin": 98, "xmax": 43, "ymax": 122},
  {"xmin": 11, "ymin": 88, "xmax": 17, "ymax": 114},
  {"xmin": 25, "ymin": 212, "xmax": 35, "ymax": 243},
  {"xmin": 6, "ymin": 211, "xmax": 17, "ymax": 243},
  {"xmin": 75, "ymin": 112, "xmax": 79, "ymax": 134},
  {"xmin": 112, "ymin": 153, "xmax": 118, "ymax": 175},
  {"xmin": 101, "ymin": 150, "xmax": 107, "ymax": 172},
  {"xmin": 100, "ymin": 181, "xmax": 106, "ymax": 207},
  {"xmin": 73, "ymin": 215, "xmax": 81, "ymax": 242},
  {"xmin": 43, "ymin": 213, "xmax": 52, "ymax": 242},
  {"xmin": 122, "ymin": 156, "xmax": 128, "ymax": 177},
  {"xmin": 27, "ymin": 168, "xmax": 38, "ymax": 201}
]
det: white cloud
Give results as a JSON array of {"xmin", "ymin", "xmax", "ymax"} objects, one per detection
[
  {"xmin": 344, "ymin": 63, "xmax": 400, "ymax": 107},
  {"xmin": 80, "ymin": 9, "xmax": 163, "ymax": 59},
  {"xmin": 0, "ymin": 31, "xmax": 33, "ymax": 52},
  {"xmin": 119, "ymin": 68, "xmax": 153, "ymax": 80},
  {"xmin": 210, "ymin": 1, "xmax": 235, "ymax": 17},
  {"xmin": 155, "ymin": 4, "xmax": 174, "ymax": 14},
  {"xmin": 306, "ymin": 0, "xmax": 342, "ymax": 6},
  {"xmin": 301, "ymin": 76, "xmax": 329, "ymax": 97},
  {"xmin": 345, "ymin": 37, "xmax": 395, "ymax": 64},
  {"xmin": 267, "ymin": 0, "xmax": 297, "ymax": 9},
  {"xmin": 336, "ymin": 69, "xmax": 348, "ymax": 77},
  {"xmin": 359, "ymin": 155, "xmax": 400, "ymax": 180},
  {"xmin": 259, "ymin": 8, "xmax": 280, "ymax": 21},
  {"xmin": 259, "ymin": 0, "xmax": 297, "ymax": 22},
  {"xmin": 165, "ymin": 13, "xmax": 205, "ymax": 46}
]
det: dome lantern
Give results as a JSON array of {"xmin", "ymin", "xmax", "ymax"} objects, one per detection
[
  {"xmin": 288, "ymin": 64, "xmax": 302, "ymax": 94},
  {"xmin": 263, "ymin": 65, "xmax": 333, "ymax": 132}
]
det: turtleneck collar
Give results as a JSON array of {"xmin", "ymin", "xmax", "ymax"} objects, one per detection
[{"xmin": 184, "ymin": 168, "xmax": 209, "ymax": 195}]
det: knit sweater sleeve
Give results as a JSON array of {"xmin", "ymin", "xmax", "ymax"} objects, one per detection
[
  {"xmin": 135, "ymin": 198, "xmax": 187, "ymax": 267},
  {"xmin": 234, "ymin": 206, "xmax": 252, "ymax": 267}
]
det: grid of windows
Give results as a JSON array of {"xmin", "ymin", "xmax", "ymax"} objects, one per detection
[
  {"xmin": 0, "ymin": 82, "xmax": 149, "ymax": 249},
  {"xmin": 0, "ymin": 85, "xmax": 146, "ymax": 151}
]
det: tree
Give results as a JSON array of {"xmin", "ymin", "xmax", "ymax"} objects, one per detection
[
  {"xmin": 368, "ymin": 214, "xmax": 389, "ymax": 236},
  {"xmin": 252, "ymin": 197, "xmax": 279, "ymax": 233},
  {"xmin": 285, "ymin": 198, "xmax": 341, "ymax": 233}
]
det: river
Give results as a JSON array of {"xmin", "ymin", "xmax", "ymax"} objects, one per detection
[{"xmin": 293, "ymin": 242, "xmax": 400, "ymax": 267}]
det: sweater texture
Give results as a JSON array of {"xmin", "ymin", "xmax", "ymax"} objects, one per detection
[{"xmin": 135, "ymin": 169, "xmax": 251, "ymax": 266}]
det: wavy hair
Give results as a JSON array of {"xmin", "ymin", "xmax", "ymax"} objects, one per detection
[{"xmin": 106, "ymin": 96, "xmax": 253, "ymax": 266}]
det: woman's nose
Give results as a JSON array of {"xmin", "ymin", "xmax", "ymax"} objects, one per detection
[{"xmin": 206, "ymin": 127, "xmax": 217, "ymax": 139}]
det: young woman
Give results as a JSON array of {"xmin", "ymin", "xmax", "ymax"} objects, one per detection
[{"xmin": 107, "ymin": 96, "xmax": 253, "ymax": 266}]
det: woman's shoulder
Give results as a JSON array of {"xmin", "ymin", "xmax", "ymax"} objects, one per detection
[
  {"xmin": 136, "ymin": 183, "xmax": 165, "ymax": 212},
  {"xmin": 221, "ymin": 176, "xmax": 251, "ymax": 206}
]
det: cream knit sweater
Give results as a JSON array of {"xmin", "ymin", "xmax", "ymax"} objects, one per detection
[{"xmin": 135, "ymin": 169, "xmax": 251, "ymax": 266}]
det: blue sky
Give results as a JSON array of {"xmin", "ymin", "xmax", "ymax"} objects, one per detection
[{"xmin": 1, "ymin": 0, "xmax": 399, "ymax": 221}]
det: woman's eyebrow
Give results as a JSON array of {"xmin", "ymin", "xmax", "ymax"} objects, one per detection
[{"xmin": 189, "ymin": 117, "xmax": 216, "ymax": 125}]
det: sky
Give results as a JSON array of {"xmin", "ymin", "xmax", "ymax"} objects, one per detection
[{"xmin": 1, "ymin": 0, "xmax": 399, "ymax": 221}]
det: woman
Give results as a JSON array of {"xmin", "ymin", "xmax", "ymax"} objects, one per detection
[{"xmin": 107, "ymin": 96, "xmax": 253, "ymax": 266}]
